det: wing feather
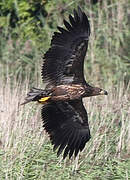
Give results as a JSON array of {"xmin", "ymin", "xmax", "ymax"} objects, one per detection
[
  {"xmin": 42, "ymin": 7, "xmax": 90, "ymax": 85},
  {"xmin": 41, "ymin": 100, "xmax": 91, "ymax": 159},
  {"xmin": 63, "ymin": 19, "xmax": 72, "ymax": 31},
  {"xmin": 74, "ymin": 9, "xmax": 80, "ymax": 22}
]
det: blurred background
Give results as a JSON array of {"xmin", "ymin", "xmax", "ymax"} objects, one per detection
[{"xmin": 0, "ymin": 0, "xmax": 130, "ymax": 179}]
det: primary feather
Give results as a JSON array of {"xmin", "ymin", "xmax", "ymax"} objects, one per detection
[
  {"xmin": 42, "ymin": 7, "xmax": 90, "ymax": 85},
  {"xmin": 41, "ymin": 100, "xmax": 90, "ymax": 159}
]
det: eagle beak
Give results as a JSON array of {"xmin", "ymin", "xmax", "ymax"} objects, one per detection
[{"xmin": 100, "ymin": 90, "xmax": 108, "ymax": 95}]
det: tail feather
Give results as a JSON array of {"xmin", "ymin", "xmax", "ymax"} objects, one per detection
[{"xmin": 21, "ymin": 87, "xmax": 52, "ymax": 105}]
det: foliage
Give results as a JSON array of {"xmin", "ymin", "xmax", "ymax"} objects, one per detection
[{"xmin": 0, "ymin": 0, "xmax": 47, "ymax": 40}]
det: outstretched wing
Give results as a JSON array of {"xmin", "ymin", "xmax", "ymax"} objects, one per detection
[
  {"xmin": 41, "ymin": 100, "xmax": 91, "ymax": 159},
  {"xmin": 42, "ymin": 7, "xmax": 90, "ymax": 86}
]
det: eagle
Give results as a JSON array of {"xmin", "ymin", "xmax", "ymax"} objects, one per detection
[{"xmin": 22, "ymin": 7, "xmax": 108, "ymax": 159}]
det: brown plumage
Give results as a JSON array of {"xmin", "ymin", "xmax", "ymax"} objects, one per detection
[{"xmin": 22, "ymin": 6, "xmax": 108, "ymax": 159}]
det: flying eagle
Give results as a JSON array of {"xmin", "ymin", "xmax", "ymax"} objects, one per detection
[{"xmin": 22, "ymin": 7, "xmax": 108, "ymax": 159}]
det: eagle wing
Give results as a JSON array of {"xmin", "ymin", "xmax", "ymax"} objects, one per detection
[
  {"xmin": 41, "ymin": 100, "xmax": 91, "ymax": 159},
  {"xmin": 42, "ymin": 7, "xmax": 90, "ymax": 85}
]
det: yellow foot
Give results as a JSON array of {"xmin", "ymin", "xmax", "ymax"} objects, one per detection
[{"xmin": 38, "ymin": 96, "xmax": 50, "ymax": 103}]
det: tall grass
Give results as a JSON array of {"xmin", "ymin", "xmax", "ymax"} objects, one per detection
[
  {"xmin": 0, "ymin": 0, "xmax": 129, "ymax": 85},
  {"xmin": 0, "ymin": 74, "xmax": 129, "ymax": 179}
]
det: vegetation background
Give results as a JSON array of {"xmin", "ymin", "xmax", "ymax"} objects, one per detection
[{"xmin": 0, "ymin": 0, "xmax": 130, "ymax": 179}]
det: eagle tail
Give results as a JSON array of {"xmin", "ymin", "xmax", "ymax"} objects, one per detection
[{"xmin": 21, "ymin": 87, "xmax": 52, "ymax": 105}]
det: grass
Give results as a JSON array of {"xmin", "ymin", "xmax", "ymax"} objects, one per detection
[
  {"xmin": 0, "ymin": 75, "xmax": 129, "ymax": 180},
  {"xmin": 0, "ymin": 0, "xmax": 129, "ymax": 86}
]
